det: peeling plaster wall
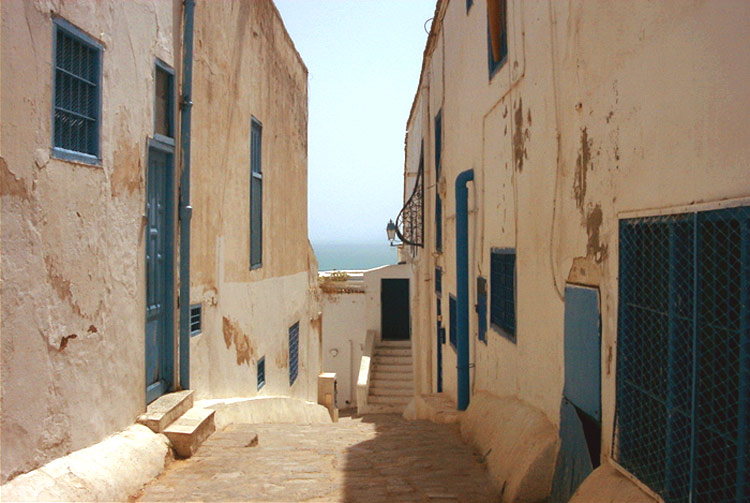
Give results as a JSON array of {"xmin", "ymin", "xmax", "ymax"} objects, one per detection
[
  {"xmin": 188, "ymin": 0, "xmax": 319, "ymax": 402},
  {"xmin": 0, "ymin": 0, "xmax": 176, "ymax": 483},
  {"xmin": 405, "ymin": 0, "xmax": 750, "ymax": 463}
]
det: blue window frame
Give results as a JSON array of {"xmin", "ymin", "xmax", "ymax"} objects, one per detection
[
  {"xmin": 449, "ymin": 294, "xmax": 457, "ymax": 349},
  {"xmin": 490, "ymin": 248, "xmax": 516, "ymax": 341},
  {"xmin": 616, "ymin": 206, "xmax": 750, "ymax": 502},
  {"xmin": 154, "ymin": 60, "xmax": 174, "ymax": 142},
  {"xmin": 52, "ymin": 18, "xmax": 102, "ymax": 164},
  {"xmin": 289, "ymin": 321, "xmax": 299, "ymax": 386},
  {"xmin": 189, "ymin": 304, "xmax": 202, "ymax": 336},
  {"xmin": 435, "ymin": 267, "xmax": 442, "ymax": 296},
  {"xmin": 477, "ymin": 276, "xmax": 487, "ymax": 343},
  {"xmin": 250, "ymin": 118, "xmax": 263, "ymax": 269},
  {"xmin": 487, "ymin": 0, "xmax": 508, "ymax": 78},
  {"xmin": 257, "ymin": 356, "xmax": 266, "ymax": 390},
  {"xmin": 435, "ymin": 110, "xmax": 443, "ymax": 253}
]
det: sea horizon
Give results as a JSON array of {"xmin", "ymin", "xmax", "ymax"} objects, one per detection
[{"xmin": 312, "ymin": 241, "xmax": 398, "ymax": 272}]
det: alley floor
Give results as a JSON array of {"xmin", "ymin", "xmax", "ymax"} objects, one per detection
[{"xmin": 135, "ymin": 413, "xmax": 499, "ymax": 502}]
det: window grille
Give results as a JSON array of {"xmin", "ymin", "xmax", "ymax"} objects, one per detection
[
  {"xmin": 487, "ymin": 0, "xmax": 508, "ymax": 77},
  {"xmin": 289, "ymin": 321, "xmax": 299, "ymax": 386},
  {"xmin": 189, "ymin": 304, "xmax": 202, "ymax": 336},
  {"xmin": 490, "ymin": 248, "xmax": 516, "ymax": 341},
  {"xmin": 257, "ymin": 356, "xmax": 266, "ymax": 390},
  {"xmin": 435, "ymin": 267, "xmax": 442, "ymax": 296},
  {"xmin": 435, "ymin": 110, "xmax": 443, "ymax": 253},
  {"xmin": 449, "ymin": 295, "xmax": 457, "ymax": 349},
  {"xmin": 53, "ymin": 19, "xmax": 101, "ymax": 160},
  {"xmin": 616, "ymin": 206, "xmax": 750, "ymax": 502},
  {"xmin": 154, "ymin": 62, "xmax": 174, "ymax": 139},
  {"xmin": 250, "ymin": 118, "xmax": 263, "ymax": 269},
  {"xmin": 477, "ymin": 276, "xmax": 487, "ymax": 343}
]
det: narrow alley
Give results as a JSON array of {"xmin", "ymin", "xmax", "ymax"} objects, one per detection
[{"xmin": 136, "ymin": 414, "xmax": 498, "ymax": 503}]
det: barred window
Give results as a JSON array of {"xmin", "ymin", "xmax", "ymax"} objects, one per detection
[
  {"xmin": 616, "ymin": 206, "xmax": 750, "ymax": 501},
  {"xmin": 490, "ymin": 248, "xmax": 515, "ymax": 341},
  {"xmin": 449, "ymin": 295, "xmax": 457, "ymax": 349},
  {"xmin": 257, "ymin": 356, "xmax": 266, "ymax": 391},
  {"xmin": 52, "ymin": 19, "xmax": 101, "ymax": 162},
  {"xmin": 289, "ymin": 322, "xmax": 299, "ymax": 386},
  {"xmin": 250, "ymin": 118, "xmax": 263, "ymax": 269}
]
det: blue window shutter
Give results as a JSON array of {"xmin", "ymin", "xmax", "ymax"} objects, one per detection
[
  {"xmin": 250, "ymin": 118, "xmax": 263, "ymax": 269},
  {"xmin": 449, "ymin": 295, "xmax": 457, "ymax": 349},
  {"xmin": 435, "ymin": 267, "xmax": 442, "ymax": 296},
  {"xmin": 289, "ymin": 322, "xmax": 299, "ymax": 386},
  {"xmin": 477, "ymin": 276, "xmax": 487, "ymax": 343},
  {"xmin": 490, "ymin": 249, "xmax": 516, "ymax": 341}
]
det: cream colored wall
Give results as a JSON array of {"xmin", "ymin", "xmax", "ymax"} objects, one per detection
[
  {"xmin": 0, "ymin": 0, "xmax": 175, "ymax": 482},
  {"xmin": 188, "ymin": 0, "xmax": 318, "ymax": 402},
  {"xmin": 406, "ymin": 0, "xmax": 750, "ymax": 461}
]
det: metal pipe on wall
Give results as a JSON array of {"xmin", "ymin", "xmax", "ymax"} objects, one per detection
[
  {"xmin": 455, "ymin": 169, "xmax": 474, "ymax": 411},
  {"xmin": 178, "ymin": 0, "xmax": 195, "ymax": 390}
]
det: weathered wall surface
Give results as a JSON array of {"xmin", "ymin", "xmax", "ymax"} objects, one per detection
[
  {"xmin": 188, "ymin": 0, "xmax": 319, "ymax": 402},
  {"xmin": 0, "ymin": 0, "xmax": 175, "ymax": 483},
  {"xmin": 406, "ymin": 0, "xmax": 750, "ymax": 461}
]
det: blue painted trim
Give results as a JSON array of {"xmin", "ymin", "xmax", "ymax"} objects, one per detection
[
  {"xmin": 489, "ymin": 248, "xmax": 516, "ymax": 342},
  {"xmin": 455, "ymin": 169, "xmax": 474, "ymax": 411},
  {"xmin": 486, "ymin": 1, "xmax": 508, "ymax": 79},
  {"xmin": 436, "ymin": 296, "xmax": 443, "ymax": 393},
  {"xmin": 178, "ymin": 0, "xmax": 195, "ymax": 391},
  {"xmin": 466, "ymin": 0, "xmax": 473, "ymax": 13},
  {"xmin": 189, "ymin": 303, "xmax": 202, "ymax": 336},
  {"xmin": 449, "ymin": 294, "xmax": 457, "ymax": 351}
]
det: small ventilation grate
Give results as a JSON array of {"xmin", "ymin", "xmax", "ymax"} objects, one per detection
[
  {"xmin": 189, "ymin": 304, "xmax": 202, "ymax": 336},
  {"xmin": 257, "ymin": 356, "xmax": 265, "ymax": 390}
]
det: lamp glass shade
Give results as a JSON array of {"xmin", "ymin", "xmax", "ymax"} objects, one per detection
[{"xmin": 386, "ymin": 220, "xmax": 397, "ymax": 241}]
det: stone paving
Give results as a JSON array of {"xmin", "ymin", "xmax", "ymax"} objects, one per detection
[{"xmin": 136, "ymin": 413, "xmax": 499, "ymax": 502}]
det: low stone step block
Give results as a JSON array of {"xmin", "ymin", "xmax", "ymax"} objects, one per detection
[
  {"xmin": 368, "ymin": 395, "xmax": 411, "ymax": 405},
  {"xmin": 377, "ymin": 340, "xmax": 411, "ymax": 349},
  {"xmin": 137, "ymin": 390, "xmax": 194, "ymax": 433},
  {"xmin": 373, "ymin": 355, "xmax": 413, "ymax": 365},
  {"xmin": 374, "ymin": 364, "xmax": 413, "ymax": 374},
  {"xmin": 375, "ymin": 348, "xmax": 412, "ymax": 357},
  {"xmin": 163, "ymin": 407, "xmax": 216, "ymax": 458},
  {"xmin": 370, "ymin": 378, "xmax": 414, "ymax": 389},
  {"xmin": 370, "ymin": 386, "xmax": 413, "ymax": 397}
]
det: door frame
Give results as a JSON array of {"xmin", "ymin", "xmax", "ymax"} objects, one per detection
[{"xmin": 145, "ymin": 137, "xmax": 176, "ymax": 404}]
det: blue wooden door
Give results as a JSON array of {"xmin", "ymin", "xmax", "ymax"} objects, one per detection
[{"xmin": 145, "ymin": 145, "xmax": 174, "ymax": 403}]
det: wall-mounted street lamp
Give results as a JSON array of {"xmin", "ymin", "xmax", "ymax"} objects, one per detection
[{"xmin": 386, "ymin": 219, "xmax": 401, "ymax": 246}]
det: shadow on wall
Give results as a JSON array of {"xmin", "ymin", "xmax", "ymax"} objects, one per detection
[{"xmin": 341, "ymin": 414, "xmax": 499, "ymax": 502}]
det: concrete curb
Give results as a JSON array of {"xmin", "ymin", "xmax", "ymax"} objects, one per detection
[{"xmin": 0, "ymin": 424, "xmax": 170, "ymax": 502}]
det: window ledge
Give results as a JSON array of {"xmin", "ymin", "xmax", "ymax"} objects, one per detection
[{"xmin": 51, "ymin": 147, "xmax": 100, "ymax": 167}]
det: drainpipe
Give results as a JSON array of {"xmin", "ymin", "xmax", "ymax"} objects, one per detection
[
  {"xmin": 455, "ymin": 169, "xmax": 474, "ymax": 411},
  {"xmin": 178, "ymin": 0, "xmax": 195, "ymax": 390}
]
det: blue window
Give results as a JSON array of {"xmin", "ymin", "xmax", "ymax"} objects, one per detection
[
  {"xmin": 435, "ymin": 267, "xmax": 442, "ymax": 296},
  {"xmin": 257, "ymin": 356, "xmax": 266, "ymax": 390},
  {"xmin": 435, "ymin": 110, "xmax": 443, "ymax": 253},
  {"xmin": 467, "ymin": 0, "xmax": 473, "ymax": 13},
  {"xmin": 616, "ymin": 206, "xmax": 750, "ymax": 502},
  {"xmin": 490, "ymin": 248, "xmax": 515, "ymax": 341},
  {"xmin": 250, "ymin": 118, "xmax": 263, "ymax": 269},
  {"xmin": 449, "ymin": 294, "xmax": 457, "ymax": 349},
  {"xmin": 477, "ymin": 276, "xmax": 487, "ymax": 343},
  {"xmin": 289, "ymin": 321, "xmax": 299, "ymax": 386},
  {"xmin": 487, "ymin": 0, "xmax": 508, "ymax": 78},
  {"xmin": 52, "ymin": 18, "xmax": 102, "ymax": 163},
  {"xmin": 189, "ymin": 304, "xmax": 202, "ymax": 336},
  {"xmin": 154, "ymin": 60, "xmax": 174, "ymax": 141}
]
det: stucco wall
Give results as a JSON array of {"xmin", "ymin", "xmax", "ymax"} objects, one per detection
[
  {"xmin": 1, "ymin": 0, "xmax": 176, "ymax": 482},
  {"xmin": 405, "ymin": 0, "xmax": 750, "ymax": 461},
  {"xmin": 188, "ymin": 0, "xmax": 318, "ymax": 402}
]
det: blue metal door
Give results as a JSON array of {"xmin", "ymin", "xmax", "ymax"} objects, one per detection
[
  {"xmin": 145, "ymin": 144, "xmax": 174, "ymax": 403},
  {"xmin": 551, "ymin": 285, "xmax": 602, "ymax": 503}
]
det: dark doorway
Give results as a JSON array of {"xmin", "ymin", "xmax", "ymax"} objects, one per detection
[{"xmin": 381, "ymin": 278, "xmax": 410, "ymax": 341}]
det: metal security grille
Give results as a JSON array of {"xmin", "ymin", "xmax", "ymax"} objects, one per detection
[
  {"xmin": 257, "ymin": 356, "xmax": 265, "ymax": 391},
  {"xmin": 449, "ymin": 295, "xmax": 457, "ymax": 348},
  {"xmin": 189, "ymin": 304, "xmax": 202, "ymax": 336},
  {"xmin": 53, "ymin": 20, "xmax": 100, "ymax": 157},
  {"xmin": 477, "ymin": 276, "xmax": 487, "ymax": 343},
  {"xmin": 250, "ymin": 118, "xmax": 263, "ymax": 268},
  {"xmin": 490, "ymin": 248, "xmax": 516, "ymax": 341},
  {"xmin": 616, "ymin": 206, "xmax": 750, "ymax": 503},
  {"xmin": 395, "ymin": 143, "xmax": 424, "ymax": 247},
  {"xmin": 289, "ymin": 322, "xmax": 299, "ymax": 386}
]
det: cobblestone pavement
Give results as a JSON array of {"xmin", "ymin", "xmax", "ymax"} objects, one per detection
[{"xmin": 136, "ymin": 413, "xmax": 499, "ymax": 502}]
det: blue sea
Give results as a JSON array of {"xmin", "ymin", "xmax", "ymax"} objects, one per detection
[{"xmin": 313, "ymin": 242, "xmax": 398, "ymax": 271}]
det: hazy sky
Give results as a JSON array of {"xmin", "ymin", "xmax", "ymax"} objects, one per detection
[{"xmin": 275, "ymin": 0, "xmax": 435, "ymax": 245}]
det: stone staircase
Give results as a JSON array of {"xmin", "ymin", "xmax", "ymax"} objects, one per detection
[
  {"xmin": 138, "ymin": 390, "xmax": 215, "ymax": 458},
  {"xmin": 367, "ymin": 340, "xmax": 414, "ymax": 413}
]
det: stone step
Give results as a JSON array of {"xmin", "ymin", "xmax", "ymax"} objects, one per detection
[
  {"xmin": 137, "ymin": 390, "xmax": 194, "ymax": 433},
  {"xmin": 370, "ymin": 378, "xmax": 413, "ymax": 389},
  {"xmin": 373, "ymin": 363, "xmax": 413, "ymax": 374},
  {"xmin": 368, "ymin": 395, "xmax": 411, "ymax": 405},
  {"xmin": 377, "ymin": 340, "xmax": 412, "ymax": 349},
  {"xmin": 359, "ymin": 403, "xmax": 408, "ymax": 414},
  {"xmin": 369, "ymin": 386, "xmax": 413, "ymax": 397},
  {"xmin": 371, "ymin": 369, "xmax": 413, "ymax": 381},
  {"xmin": 373, "ymin": 355, "xmax": 412, "ymax": 366},
  {"xmin": 163, "ymin": 407, "xmax": 216, "ymax": 458},
  {"xmin": 374, "ymin": 347, "xmax": 412, "ymax": 357}
]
